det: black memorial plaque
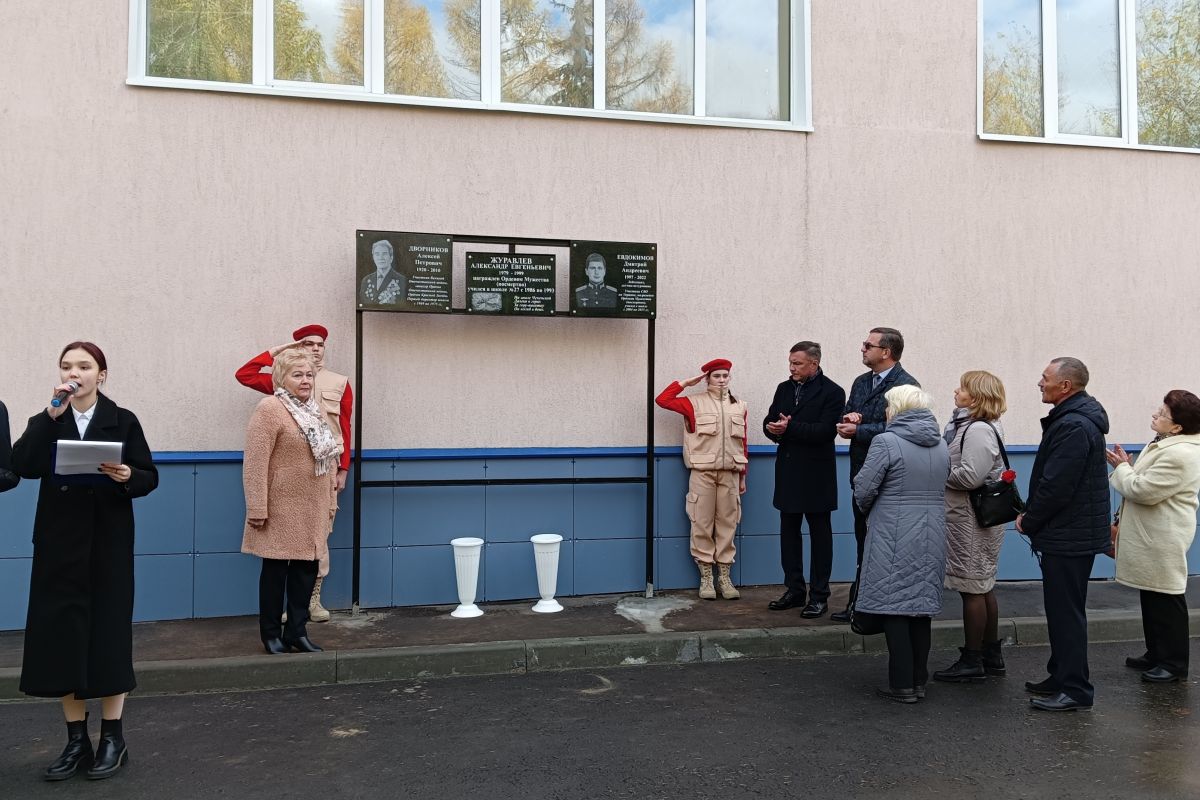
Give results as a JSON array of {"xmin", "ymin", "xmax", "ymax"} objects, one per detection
[
  {"xmin": 465, "ymin": 252, "xmax": 556, "ymax": 316},
  {"xmin": 569, "ymin": 241, "xmax": 656, "ymax": 318},
  {"xmin": 356, "ymin": 230, "xmax": 452, "ymax": 312}
]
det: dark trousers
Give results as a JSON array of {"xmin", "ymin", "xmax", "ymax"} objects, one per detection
[
  {"xmin": 880, "ymin": 615, "xmax": 932, "ymax": 690},
  {"xmin": 840, "ymin": 500, "xmax": 869, "ymax": 608},
  {"xmin": 1141, "ymin": 589, "xmax": 1190, "ymax": 676},
  {"xmin": 780, "ymin": 512, "xmax": 833, "ymax": 602},
  {"xmin": 259, "ymin": 558, "xmax": 318, "ymax": 642},
  {"xmin": 1040, "ymin": 553, "xmax": 1096, "ymax": 704}
]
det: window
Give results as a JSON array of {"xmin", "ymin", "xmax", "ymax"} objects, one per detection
[
  {"xmin": 131, "ymin": 0, "xmax": 812, "ymax": 131},
  {"xmin": 979, "ymin": 0, "xmax": 1200, "ymax": 152}
]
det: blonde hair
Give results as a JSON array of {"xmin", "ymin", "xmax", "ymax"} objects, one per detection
[
  {"xmin": 959, "ymin": 370, "xmax": 1007, "ymax": 421},
  {"xmin": 272, "ymin": 349, "xmax": 316, "ymax": 390},
  {"xmin": 885, "ymin": 385, "xmax": 933, "ymax": 418}
]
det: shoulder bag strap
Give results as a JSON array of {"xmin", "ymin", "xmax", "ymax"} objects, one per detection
[{"xmin": 961, "ymin": 419, "xmax": 1012, "ymax": 471}]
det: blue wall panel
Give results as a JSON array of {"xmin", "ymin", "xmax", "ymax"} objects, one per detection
[
  {"xmin": 0, "ymin": 558, "xmax": 32, "ymax": 631},
  {"xmin": 738, "ymin": 533, "xmax": 783, "ymax": 587},
  {"xmin": 485, "ymin": 485, "xmax": 573, "ymax": 542},
  {"xmin": 322, "ymin": 547, "xmax": 353, "ymax": 610},
  {"xmin": 194, "ymin": 463, "xmax": 246, "ymax": 553},
  {"xmin": 193, "ymin": 552, "xmax": 260, "ymax": 618},
  {"xmin": 575, "ymin": 484, "xmax": 645, "ymax": 539},
  {"xmin": 655, "ymin": 537, "xmax": 697, "ymax": 590},
  {"xmin": 573, "ymin": 538, "xmax": 644, "ymax": 595},
  {"xmin": 0, "ymin": 480, "xmax": 38, "ymax": 558},
  {"xmin": 359, "ymin": 546, "xmax": 393, "ymax": 608},
  {"xmin": 483, "ymin": 539, "xmax": 574, "ymax": 602},
  {"xmin": 133, "ymin": 554, "xmax": 193, "ymax": 621},
  {"xmin": 391, "ymin": 544, "xmax": 454, "ymax": 607},
  {"xmin": 655, "ymin": 458, "xmax": 690, "ymax": 537},
  {"xmin": 134, "ymin": 464, "xmax": 194, "ymax": 555},
  {"xmin": 395, "ymin": 486, "xmax": 485, "ymax": 546}
]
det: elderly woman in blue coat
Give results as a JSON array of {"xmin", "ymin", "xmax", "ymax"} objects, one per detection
[{"xmin": 853, "ymin": 385, "xmax": 950, "ymax": 703}]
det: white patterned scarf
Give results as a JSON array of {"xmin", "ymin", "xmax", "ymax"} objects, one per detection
[{"xmin": 274, "ymin": 389, "xmax": 342, "ymax": 476}]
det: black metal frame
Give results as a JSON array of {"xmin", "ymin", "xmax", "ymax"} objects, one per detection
[{"xmin": 351, "ymin": 233, "xmax": 656, "ymax": 611}]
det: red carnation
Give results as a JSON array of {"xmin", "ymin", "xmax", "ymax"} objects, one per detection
[{"xmin": 1001, "ymin": 470, "xmax": 1016, "ymax": 483}]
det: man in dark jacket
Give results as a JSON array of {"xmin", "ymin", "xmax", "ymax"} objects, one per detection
[
  {"xmin": 763, "ymin": 342, "xmax": 846, "ymax": 617},
  {"xmin": 830, "ymin": 327, "xmax": 920, "ymax": 622},
  {"xmin": 1017, "ymin": 357, "xmax": 1111, "ymax": 711}
]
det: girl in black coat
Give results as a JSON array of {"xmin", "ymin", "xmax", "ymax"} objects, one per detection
[{"xmin": 11, "ymin": 342, "xmax": 158, "ymax": 781}]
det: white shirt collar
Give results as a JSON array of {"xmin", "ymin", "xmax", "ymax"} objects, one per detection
[{"xmin": 72, "ymin": 402, "xmax": 96, "ymax": 437}]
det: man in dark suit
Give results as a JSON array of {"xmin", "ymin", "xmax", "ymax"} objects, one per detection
[
  {"xmin": 830, "ymin": 327, "xmax": 920, "ymax": 623},
  {"xmin": 763, "ymin": 342, "xmax": 845, "ymax": 617},
  {"xmin": 1017, "ymin": 357, "xmax": 1110, "ymax": 711}
]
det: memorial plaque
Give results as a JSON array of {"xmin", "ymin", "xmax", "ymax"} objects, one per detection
[
  {"xmin": 465, "ymin": 252, "xmax": 556, "ymax": 316},
  {"xmin": 356, "ymin": 230, "xmax": 452, "ymax": 312},
  {"xmin": 569, "ymin": 241, "xmax": 657, "ymax": 318}
]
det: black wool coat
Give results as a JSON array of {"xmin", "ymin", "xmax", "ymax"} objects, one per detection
[
  {"xmin": 1022, "ymin": 391, "xmax": 1112, "ymax": 557},
  {"xmin": 11, "ymin": 394, "xmax": 158, "ymax": 698},
  {"xmin": 844, "ymin": 363, "xmax": 920, "ymax": 477},
  {"xmin": 0, "ymin": 401, "xmax": 18, "ymax": 492},
  {"xmin": 762, "ymin": 370, "xmax": 846, "ymax": 513}
]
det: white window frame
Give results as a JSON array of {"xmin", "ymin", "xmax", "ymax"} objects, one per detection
[
  {"xmin": 977, "ymin": 0, "xmax": 1200, "ymax": 155},
  {"xmin": 128, "ymin": 0, "xmax": 814, "ymax": 132}
]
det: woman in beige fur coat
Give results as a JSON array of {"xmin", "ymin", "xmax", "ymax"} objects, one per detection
[
  {"xmin": 242, "ymin": 349, "xmax": 340, "ymax": 655},
  {"xmin": 1107, "ymin": 389, "xmax": 1200, "ymax": 684}
]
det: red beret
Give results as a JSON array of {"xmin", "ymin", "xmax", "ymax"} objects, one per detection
[
  {"xmin": 292, "ymin": 324, "xmax": 329, "ymax": 341},
  {"xmin": 701, "ymin": 358, "xmax": 732, "ymax": 374}
]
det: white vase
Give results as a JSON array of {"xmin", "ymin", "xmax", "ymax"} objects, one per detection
[
  {"xmin": 449, "ymin": 537, "xmax": 485, "ymax": 618},
  {"xmin": 530, "ymin": 533, "xmax": 564, "ymax": 613}
]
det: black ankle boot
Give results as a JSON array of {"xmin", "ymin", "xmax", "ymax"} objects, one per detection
[
  {"xmin": 86, "ymin": 718, "xmax": 129, "ymax": 780},
  {"xmin": 933, "ymin": 647, "xmax": 986, "ymax": 682},
  {"xmin": 43, "ymin": 714, "xmax": 93, "ymax": 781},
  {"xmin": 983, "ymin": 639, "xmax": 1006, "ymax": 676}
]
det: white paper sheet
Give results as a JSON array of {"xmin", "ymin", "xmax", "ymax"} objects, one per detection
[{"xmin": 55, "ymin": 441, "xmax": 124, "ymax": 475}]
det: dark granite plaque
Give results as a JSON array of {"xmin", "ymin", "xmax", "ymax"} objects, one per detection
[
  {"xmin": 356, "ymin": 230, "xmax": 452, "ymax": 312},
  {"xmin": 569, "ymin": 241, "xmax": 657, "ymax": 318},
  {"xmin": 465, "ymin": 252, "xmax": 556, "ymax": 316}
]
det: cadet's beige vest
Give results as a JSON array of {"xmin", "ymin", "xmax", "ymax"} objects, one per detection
[
  {"xmin": 315, "ymin": 368, "xmax": 348, "ymax": 448},
  {"xmin": 683, "ymin": 391, "xmax": 748, "ymax": 472}
]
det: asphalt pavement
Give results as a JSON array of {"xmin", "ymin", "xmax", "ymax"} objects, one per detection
[{"xmin": 0, "ymin": 640, "xmax": 1196, "ymax": 799}]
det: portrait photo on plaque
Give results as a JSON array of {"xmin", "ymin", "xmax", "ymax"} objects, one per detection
[
  {"xmin": 569, "ymin": 241, "xmax": 657, "ymax": 318},
  {"xmin": 356, "ymin": 230, "xmax": 453, "ymax": 313}
]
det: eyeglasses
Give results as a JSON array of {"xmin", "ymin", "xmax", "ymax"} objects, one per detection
[
  {"xmin": 861, "ymin": 342, "xmax": 886, "ymax": 351},
  {"xmin": 1153, "ymin": 410, "xmax": 1174, "ymax": 422}
]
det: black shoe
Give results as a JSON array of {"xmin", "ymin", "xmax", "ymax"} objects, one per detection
[
  {"xmin": 1125, "ymin": 653, "xmax": 1154, "ymax": 670},
  {"xmin": 875, "ymin": 687, "xmax": 918, "ymax": 704},
  {"xmin": 800, "ymin": 601, "xmax": 828, "ymax": 619},
  {"xmin": 1142, "ymin": 666, "xmax": 1186, "ymax": 683},
  {"xmin": 284, "ymin": 635, "xmax": 323, "ymax": 653},
  {"xmin": 830, "ymin": 608, "xmax": 852, "ymax": 623},
  {"xmin": 983, "ymin": 639, "xmax": 1006, "ymax": 676},
  {"xmin": 933, "ymin": 648, "xmax": 986, "ymax": 683},
  {"xmin": 263, "ymin": 637, "xmax": 288, "ymax": 655},
  {"xmin": 1024, "ymin": 678, "xmax": 1059, "ymax": 696},
  {"xmin": 1030, "ymin": 692, "xmax": 1092, "ymax": 712},
  {"xmin": 43, "ymin": 716, "xmax": 93, "ymax": 781},
  {"xmin": 768, "ymin": 590, "xmax": 806, "ymax": 611},
  {"xmin": 86, "ymin": 720, "xmax": 128, "ymax": 781},
  {"xmin": 914, "ymin": 685, "xmax": 926, "ymax": 700}
]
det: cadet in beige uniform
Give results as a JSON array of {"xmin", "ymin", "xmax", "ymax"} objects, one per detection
[{"xmin": 656, "ymin": 359, "xmax": 748, "ymax": 599}]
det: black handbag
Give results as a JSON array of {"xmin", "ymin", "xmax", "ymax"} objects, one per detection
[
  {"xmin": 962, "ymin": 420, "xmax": 1024, "ymax": 528},
  {"xmin": 850, "ymin": 605, "xmax": 884, "ymax": 636}
]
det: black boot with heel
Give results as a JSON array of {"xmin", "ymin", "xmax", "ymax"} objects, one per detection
[
  {"xmin": 86, "ymin": 718, "xmax": 129, "ymax": 780},
  {"xmin": 43, "ymin": 714, "xmax": 93, "ymax": 781}
]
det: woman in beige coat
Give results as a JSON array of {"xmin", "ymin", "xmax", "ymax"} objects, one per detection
[
  {"xmin": 934, "ymin": 371, "xmax": 1010, "ymax": 683},
  {"xmin": 242, "ymin": 349, "xmax": 340, "ymax": 654},
  {"xmin": 1107, "ymin": 389, "xmax": 1200, "ymax": 683}
]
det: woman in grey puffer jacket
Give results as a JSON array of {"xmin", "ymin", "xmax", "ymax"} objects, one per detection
[{"xmin": 853, "ymin": 385, "xmax": 950, "ymax": 703}]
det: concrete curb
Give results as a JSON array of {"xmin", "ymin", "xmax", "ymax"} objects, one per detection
[{"xmin": 2, "ymin": 611, "xmax": 1196, "ymax": 700}]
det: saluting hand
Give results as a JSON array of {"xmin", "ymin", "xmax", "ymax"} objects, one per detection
[
  {"xmin": 680, "ymin": 374, "xmax": 705, "ymax": 388},
  {"xmin": 269, "ymin": 341, "xmax": 305, "ymax": 358}
]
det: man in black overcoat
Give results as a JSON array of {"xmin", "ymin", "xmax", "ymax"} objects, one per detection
[
  {"xmin": 763, "ymin": 341, "xmax": 845, "ymax": 617},
  {"xmin": 831, "ymin": 327, "xmax": 920, "ymax": 622},
  {"xmin": 1017, "ymin": 357, "xmax": 1111, "ymax": 711}
]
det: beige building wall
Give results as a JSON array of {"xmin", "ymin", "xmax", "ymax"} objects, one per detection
[{"xmin": 1, "ymin": 2, "xmax": 1197, "ymax": 453}]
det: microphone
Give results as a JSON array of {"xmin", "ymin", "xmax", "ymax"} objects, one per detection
[{"xmin": 51, "ymin": 381, "xmax": 80, "ymax": 408}]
